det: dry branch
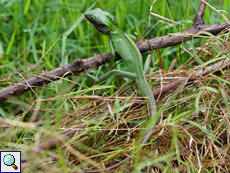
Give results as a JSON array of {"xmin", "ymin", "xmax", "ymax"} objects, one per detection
[
  {"xmin": 194, "ymin": 0, "xmax": 208, "ymax": 25},
  {"xmin": 0, "ymin": 22, "xmax": 229, "ymax": 102}
]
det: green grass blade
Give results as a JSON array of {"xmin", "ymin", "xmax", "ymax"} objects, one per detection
[{"xmin": 6, "ymin": 30, "xmax": 16, "ymax": 55}]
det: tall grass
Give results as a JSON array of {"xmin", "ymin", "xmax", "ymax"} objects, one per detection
[{"xmin": 0, "ymin": 0, "xmax": 230, "ymax": 172}]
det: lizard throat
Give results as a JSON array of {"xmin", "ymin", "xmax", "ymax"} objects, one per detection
[
  {"xmin": 85, "ymin": 16, "xmax": 110, "ymax": 35},
  {"xmin": 93, "ymin": 23, "xmax": 110, "ymax": 35}
]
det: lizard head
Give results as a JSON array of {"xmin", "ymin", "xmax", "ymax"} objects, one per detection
[{"xmin": 84, "ymin": 8, "xmax": 114, "ymax": 36}]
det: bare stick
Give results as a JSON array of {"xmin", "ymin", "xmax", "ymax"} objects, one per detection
[
  {"xmin": 0, "ymin": 22, "xmax": 229, "ymax": 102},
  {"xmin": 194, "ymin": 0, "xmax": 208, "ymax": 25}
]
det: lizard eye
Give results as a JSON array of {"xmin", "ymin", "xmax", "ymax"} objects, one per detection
[{"xmin": 108, "ymin": 16, "xmax": 114, "ymax": 21}]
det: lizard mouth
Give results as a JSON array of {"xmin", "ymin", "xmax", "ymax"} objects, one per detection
[{"xmin": 85, "ymin": 15, "xmax": 110, "ymax": 35}]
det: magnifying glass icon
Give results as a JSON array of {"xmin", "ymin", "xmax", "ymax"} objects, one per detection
[{"xmin": 3, "ymin": 154, "xmax": 18, "ymax": 170}]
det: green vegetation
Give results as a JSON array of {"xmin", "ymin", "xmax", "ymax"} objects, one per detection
[{"xmin": 0, "ymin": 0, "xmax": 230, "ymax": 172}]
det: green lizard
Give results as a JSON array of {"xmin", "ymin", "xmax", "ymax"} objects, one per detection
[{"xmin": 84, "ymin": 8, "xmax": 157, "ymax": 172}]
